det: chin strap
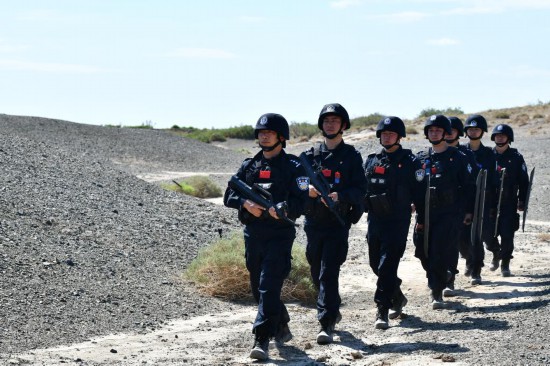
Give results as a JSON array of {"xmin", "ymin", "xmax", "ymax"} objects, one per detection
[
  {"xmin": 259, "ymin": 140, "xmax": 281, "ymax": 152},
  {"xmin": 322, "ymin": 128, "xmax": 343, "ymax": 140},
  {"xmin": 468, "ymin": 131, "xmax": 483, "ymax": 141},
  {"xmin": 380, "ymin": 138, "xmax": 401, "ymax": 150},
  {"xmin": 445, "ymin": 136, "xmax": 460, "ymax": 144},
  {"xmin": 429, "ymin": 137, "xmax": 446, "ymax": 146}
]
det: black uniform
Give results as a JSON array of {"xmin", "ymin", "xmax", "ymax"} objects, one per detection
[
  {"xmin": 455, "ymin": 145, "xmax": 480, "ymax": 275},
  {"xmin": 488, "ymin": 147, "xmax": 529, "ymax": 261},
  {"xmin": 465, "ymin": 142, "xmax": 499, "ymax": 272},
  {"xmin": 415, "ymin": 146, "xmax": 476, "ymax": 293},
  {"xmin": 302, "ymin": 141, "xmax": 366, "ymax": 329},
  {"xmin": 223, "ymin": 149, "xmax": 308, "ymax": 340},
  {"xmin": 364, "ymin": 146, "xmax": 424, "ymax": 311}
]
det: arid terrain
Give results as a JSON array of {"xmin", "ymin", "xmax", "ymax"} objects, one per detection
[{"xmin": 1, "ymin": 105, "xmax": 549, "ymax": 365}]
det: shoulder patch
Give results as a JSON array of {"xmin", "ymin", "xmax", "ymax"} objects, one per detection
[
  {"xmin": 415, "ymin": 169, "xmax": 425, "ymax": 182},
  {"xmin": 296, "ymin": 176, "xmax": 310, "ymax": 191}
]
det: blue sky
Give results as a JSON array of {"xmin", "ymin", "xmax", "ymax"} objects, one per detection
[{"xmin": 1, "ymin": 0, "xmax": 549, "ymax": 129}]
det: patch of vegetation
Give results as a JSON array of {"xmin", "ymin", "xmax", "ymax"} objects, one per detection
[
  {"xmin": 406, "ymin": 126, "xmax": 419, "ymax": 135},
  {"xmin": 533, "ymin": 114, "xmax": 545, "ymax": 119},
  {"xmin": 184, "ymin": 232, "xmax": 316, "ymax": 304},
  {"xmin": 495, "ymin": 112, "xmax": 511, "ymax": 119},
  {"xmin": 418, "ymin": 107, "xmax": 464, "ymax": 118},
  {"xmin": 162, "ymin": 176, "xmax": 222, "ymax": 198},
  {"xmin": 290, "ymin": 122, "xmax": 320, "ymax": 139},
  {"xmin": 351, "ymin": 113, "xmax": 385, "ymax": 129},
  {"xmin": 127, "ymin": 120, "xmax": 155, "ymax": 129},
  {"xmin": 170, "ymin": 125, "xmax": 254, "ymax": 143}
]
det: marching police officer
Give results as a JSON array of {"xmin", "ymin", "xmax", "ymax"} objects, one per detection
[
  {"xmin": 444, "ymin": 117, "xmax": 480, "ymax": 295},
  {"xmin": 463, "ymin": 114, "xmax": 499, "ymax": 284},
  {"xmin": 364, "ymin": 116, "xmax": 424, "ymax": 329},
  {"xmin": 414, "ymin": 115, "xmax": 475, "ymax": 309},
  {"xmin": 301, "ymin": 103, "xmax": 367, "ymax": 344},
  {"xmin": 223, "ymin": 113, "xmax": 309, "ymax": 361},
  {"xmin": 488, "ymin": 124, "xmax": 529, "ymax": 276}
]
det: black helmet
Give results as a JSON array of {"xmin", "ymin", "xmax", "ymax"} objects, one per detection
[
  {"xmin": 318, "ymin": 103, "xmax": 350, "ymax": 130},
  {"xmin": 491, "ymin": 123, "xmax": 514, "ymax": 142},
  {"xmin": 447, "ymin": 116, "xmax": 464, "ymax": 137},
  {"xmin": 424, "ymin": 114, "xmax": 452, "ymax": 137},
  {"xmin": 254, "ymin": 113, "xmax": 290, "ymax": 140},
  {"xmin": 464, "ymin": 114, "xmax": 488, "ymax": 132},
  {"xmin": 376, "ymin": 116, "xmax": 406, "ymax": 138}
]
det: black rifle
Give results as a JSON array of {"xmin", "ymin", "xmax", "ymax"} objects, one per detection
[
  {"xmin": 423, "ymin": 157, "xmax": 432, "ymax": 258},
  {"xmin": 471, "ymin": 169, "xmax": 487, "ymax": 247},
  {"xmin": 494, "ymin": 168, "xmax": 506, "ymax": 237},
  {"xmin": 228, "ymin": 175, "xmax": 298, "ymax": 227},
  {"xmin": 298, "ymin": 152, "xmax": 346, "ymax": 226},
  {"xmin": 522, "ymin": 167, "xmax": 535, "ymax": 232}
]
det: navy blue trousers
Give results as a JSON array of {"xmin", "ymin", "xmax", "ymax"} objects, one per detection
[
  {"xmin": 244, "ymin": 224, "xmax": 294, "ymax": 338},
  {"xmin": 366, "ymin": 216, "xmax": 409, "ymax": 309},
  {"xmin": 487, "ymin": 205, "xmax": 519, "ymax": 260},
  {"xmin": 304, "ymin": 223, "xmax": 350, "ymax": 327}
]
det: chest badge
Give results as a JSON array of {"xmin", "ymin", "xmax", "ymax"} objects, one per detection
[{"xmin": 297, "ymin": 176, "xmax": 310, "ymax": 191}]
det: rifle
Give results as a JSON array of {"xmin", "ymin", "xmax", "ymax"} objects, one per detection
[
  {"xmin": 522, "ymin": 167, "xmax": 535, "ymax": 232},
  {"xmin": 228, "ymin": 175, "xmax": 298, "ymax": 227},
  {"xmin": 298, "ymin": 152, "xmax": 346, "ymax": 226},
  {"xmin": 423, "ymin": 157, "xmax": 432, "ymax": 258},
  {"xmin": 471, "ymin": 169, "xmax": 487, "ymax": 246},
  {"xmin": 494, "ymin": 168, "xmax": 506, "ymax": 237}
]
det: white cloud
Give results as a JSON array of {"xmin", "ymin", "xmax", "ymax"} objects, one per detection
[
  {"xmin": 330, "ymin": 0, "xmax": 362, "ymax": 9},
  {"xmin": 239, "ymin": 15, "xmax": 266, "ymax": 23},
  {"xmin": 369, "ymin": 11, "xmax": 430, "ymax": 23},
  {"xmin": 165, "ymin": 48, "xmax": 236, "ymax": 59},
  {"xmin": 0, "ymin": 59, "xmax": 105, "ymax": 73},
  {"xmin": 426, "ymin": 38, "xmax": 461, "ymax": 46},
  {"xmin": 490, "ymin": 65, "xmax": 550, "ymax": 78},
  {"xmin": 0, "ymin": 40, "xmax": 29, "ymax": 53}
]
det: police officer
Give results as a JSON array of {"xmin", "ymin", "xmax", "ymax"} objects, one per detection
[
  {"xmin": 444, "ymin": 117, "xmax": 480, "ymax": 295},
  {"xmin": 364, "ymin": 116, "xmax": 424, "ymax": 329},
  {"xmin": 489, "ymin": 124, "xmax": 529, "ymax": 277},
  {"xmin": 415, "ymin": 115, "xmax": 475, "ymax": 310},
  {"xmin": 223, "ymin": 113, "xmax": 309, "ymax": 361},
  {"xmin": 301, "ymin": 103, "xmax": 366, "ymax": 344},
  {"xmin": 463, "ymin": 114, "xmax": 499, "ymax": 284}
]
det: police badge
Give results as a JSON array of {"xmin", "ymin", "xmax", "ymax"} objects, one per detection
[
  {"xmin": 415, "ymin": 169, "xmax": 425, "ymax": 182},
  {"xmin": 296, "ymin": 176, "xmax": 310, "ymax": 191}
]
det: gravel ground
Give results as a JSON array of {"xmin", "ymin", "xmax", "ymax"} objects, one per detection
[{"xmin": 1, "ymin": 112, "xmax": 549, "ymax": 365}]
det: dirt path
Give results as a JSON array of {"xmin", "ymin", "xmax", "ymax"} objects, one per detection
[{"xmin": 9, "ymin": 215, "xmax": 550, "ymax": 366}]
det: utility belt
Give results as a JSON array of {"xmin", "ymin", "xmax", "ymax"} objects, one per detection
[
  {"xmin": 365, "ymin": 193, "xmax": 392, "ymax": 216},
  {"xmin": 429, "ymin": 187, "xmax": 458, "ymax": 209},
  {"xmin": 309, "ymin": 199, "xmax": 351, "ymax": 223}
]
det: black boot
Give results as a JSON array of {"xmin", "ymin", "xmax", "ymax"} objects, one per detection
[
  {"xmin": 250, "ymin": 336, "xmax": 269, "ymax": 360},
  {"xmin": 389, "ymin": 290, "xmax": 408, "ymax": 319},
  {"xmin": 375, "ymin": 307, "xmax": 389, "ymax": 330},
  {"xmin": 470, "ymin": 268, "xmax": 482, "ymax": 285},
  {"xmin": 489, "ymin": 251, "xmax": 500, "ymax": 271},
  {"xmin": 316, "ymin": 322, "xmax": 334, "ymax": 345},
  {"xmin": 430, "ymin": 289, "xmax": 444, "ymax": 310},
  {"xmin": 274, "ymin": 323, "xmax": 293, "ymax": 344},
  {"xmin": 501, "ymin": 259, "xmax": 511, "ymax": 277}
]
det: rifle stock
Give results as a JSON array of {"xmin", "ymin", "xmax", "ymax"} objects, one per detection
[
  {"xmin": 298, "ymin": 153, "xmax": 346, "ymax": 226},
  {"xmin": 228, "ymin": 175, "xmax": 298, "ymax": 227}
]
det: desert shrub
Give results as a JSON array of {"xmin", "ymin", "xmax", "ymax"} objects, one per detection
[
  {"xmin": 406, "ymin": 126, "xmax": 419, "ymax": 135},
  {"xmin": 171, "ymin": 124, "xmax": 181, "ymax": 130},
  {"xmin": 538, "ymin": 233, "xmax": 550, "ymax": 242},
  {"xmin": 127, "ymin": 120, "xmax": 155, "ymax": 129},
  {"xmin": 352, "ymin": 113, "xmax": 385, "ymax": 129},
  {"xmin": 290, "ymin": 122, "xmax": 319, "ymax": 139},
  {"xmin": 495, "ymin": 112, "xmax": 510, "ymax": 119},
  {"xmin": 185, "ymin": 232, "xmax": 316, "ymax": 304},
  {"xmin": 224, "ymin": 125, "xmax": 255, "ymax": 139},
  {"xmin": 418, "ymin": 107, "xmax": 464, "ymax": 118},
  {"xmin": 533, "ymin": 114, "xmax": 545, "ymax": 119},
  {"xmin": 163, "ymin": 176, "xmax": 222, "ymax": 198}
]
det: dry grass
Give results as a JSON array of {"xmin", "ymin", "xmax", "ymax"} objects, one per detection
[
  {"xmin": 537, "ymin": 233, "xmax": 550, "ymax": 242},
  {"xmin": 184, "ymin": 232, "xmax": 317, "ymax": 304}
]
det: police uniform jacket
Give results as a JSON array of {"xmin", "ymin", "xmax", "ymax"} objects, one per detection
[
  {"xmin": 416, "ymin": 146, "xmax": 476, "ymax": 224},
  {"xmin": 493, "ymin": 147, "xmax": 529, "ymax": 208},
  {"xmin": 364, "ymin": 146, "xmax": 425, "ymax": 221},
  {"xmin": 465, "ymin": 142, "xmax": 499, "ymax": 209},
  {"xmin": 302, "ymin": 141, "xmax": 367, "ymax": 226},
  {"xmin": 223, "ymin": 149, "xmax": 309, "ymax": 229}
]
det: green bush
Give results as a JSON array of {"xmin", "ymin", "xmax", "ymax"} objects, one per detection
[
  {"xmin": 163, "ymin": 176, "xmax": 222, "ymax": 198},
  {"xmin": 290, "ymin": 122, "xmax": 320, "ymax": 139},
  {"xmin": 351, "ymin": 113, "xmax": 385, "ymax": 129},
  {"xmin": 185, "ymin": 232, "xmax": 316, "ymax": 304},
  {"xmin": 418, "ymin": 107, "xmax": 464, "ymax": 118}
]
